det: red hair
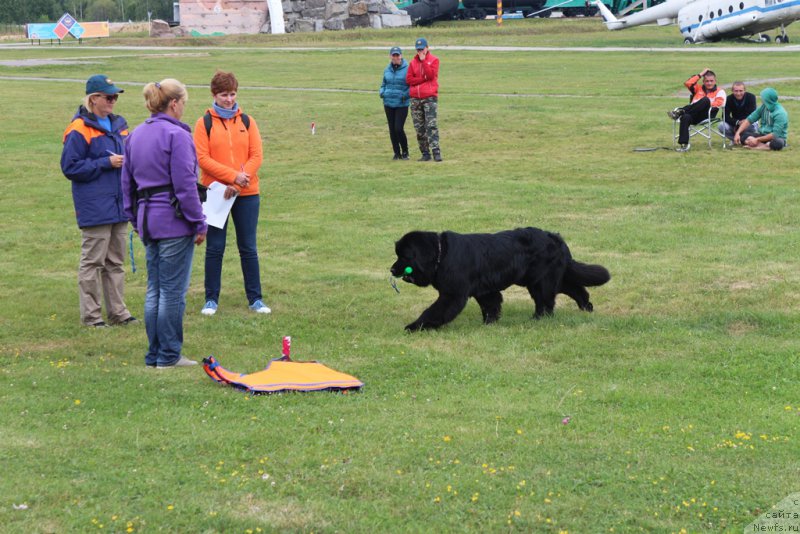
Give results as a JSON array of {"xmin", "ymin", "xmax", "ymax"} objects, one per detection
[{"xmin": 210, "ymin": 71, "xmax": 238, "ymax": 95}]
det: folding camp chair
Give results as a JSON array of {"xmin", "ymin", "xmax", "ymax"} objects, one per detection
[{"xmin": 672, "ymin": 105, "xmax": 727, "ymax": 149}]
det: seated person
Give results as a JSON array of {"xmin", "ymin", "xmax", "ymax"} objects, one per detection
[
  {"xmin": 719, "ymin": 81, "xmax": 756, "ymax": 140},
  {"xmin": 734, "ymin": 88, "xmax": 788, "ymax": 151},
  {"xmin": 667, "ymin": 67, "xmax": 727, "ymax": 152}
]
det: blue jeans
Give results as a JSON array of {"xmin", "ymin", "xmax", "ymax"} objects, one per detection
[
  {"xmin": 144, "ymin": 236, "xmax": 195, "ymax": 367},
  {"xmin": 204, "ymin": 194, "xmax": 262, "ymax": 305}
]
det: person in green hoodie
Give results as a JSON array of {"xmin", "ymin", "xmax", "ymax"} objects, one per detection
[{"xmin": 734, "ymin": 88, "xmax": 789, "ymax": 151}]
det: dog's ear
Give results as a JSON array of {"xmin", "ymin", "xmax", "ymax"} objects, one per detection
[{"xmin": 416, "ymin": 232, "xmax": 439, "ymax": 262}]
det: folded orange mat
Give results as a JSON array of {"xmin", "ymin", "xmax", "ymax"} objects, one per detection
[{"xmin": 203, "ymin": 355, "xmax": 363, "ymax": 394}]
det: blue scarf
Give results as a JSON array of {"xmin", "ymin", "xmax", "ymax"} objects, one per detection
[{"xmin": 213, "ymin": 102, "xmax": 239, "ymax": 119}]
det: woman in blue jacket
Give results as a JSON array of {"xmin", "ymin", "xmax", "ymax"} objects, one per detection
[
  {"xmin": 61, "ymin": 74, "xmax": 136, "ymax": 328},
  {"xmin": 379, "ymin": 47, "xmax": 410, "ymax": 160}
]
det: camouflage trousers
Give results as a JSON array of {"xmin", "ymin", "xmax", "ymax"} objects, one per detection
[{"xmin": 410, "ymin": 97, "xmax": 440, "ymax": 154}]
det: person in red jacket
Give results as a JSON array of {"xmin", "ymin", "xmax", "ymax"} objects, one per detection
[
  {"xmin": 406, "ymin": 37, "xmax": 442, "ymax": 162},
  {"xmin": 667, "ymin": 67, "xmax": 727, "ymax": 152}
]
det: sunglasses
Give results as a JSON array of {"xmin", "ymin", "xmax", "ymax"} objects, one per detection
[{"xmin": 100, "ymin": 94, "xmax": 119, "ymax": 103}]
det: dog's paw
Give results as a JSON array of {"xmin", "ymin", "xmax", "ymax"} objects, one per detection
[
  {"xmin": 405, "ymin": 321, "xmax": 423, "ymax": 332},
  {"xmin": 583, "ymin": 301, "xmax": 594, "ymax": 312}
]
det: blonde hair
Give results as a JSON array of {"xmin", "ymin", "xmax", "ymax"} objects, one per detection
[
  {"xmin": 83, "ymin": 93, "xmax": 103, "ymax": 113},
  {"xmin": 142, "ymin": 78, "xmax": 188, "ymax": 113}
]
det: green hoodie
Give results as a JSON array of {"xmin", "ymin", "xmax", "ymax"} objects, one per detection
[{"xmin": 747, "ymin": 88, "xmax": 789, "ymax": 140}]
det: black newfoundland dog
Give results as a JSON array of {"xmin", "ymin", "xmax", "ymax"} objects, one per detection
[{"xmin": 390, "ymin": 227, "xmax": 610, "ymax": 331}]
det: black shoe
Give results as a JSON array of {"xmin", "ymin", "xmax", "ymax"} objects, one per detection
[
  {"xmin": 419, "ymin": 153, "xmax": 431, "ymax": 162},
  {"xmin": 393, "ymin": 154, "xmax": 400, "ymax": 160},
  {"xmin": 433, "ymin": 150, "xmax": 442, "ymax": 162},
  {"xmin": 667, "ymin": 107, "xmax": 684, "ymax": 120},
  {"xmin": 89, "ymin": 321, "xmax": 108, "ymax": 328},
  {"xmin": 118, "ymin": 316, "xmax": 139, "ymax": 326},
  {"xmin": 401, "ymin": 152, "xmax": 409, "ymax": 160}
]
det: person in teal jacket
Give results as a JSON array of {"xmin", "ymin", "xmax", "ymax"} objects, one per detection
[
  {"xmin": 379, "ymin": 46, "xmax": 410, "ymax": 160},
  {"xmin": 734, "ymin": 87, "xmax": 789, "ymax": 151}
]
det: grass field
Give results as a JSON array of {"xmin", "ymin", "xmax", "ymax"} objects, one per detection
[{"xmin": 1, "ymin": 19, "xmax": 799, "ymax": 533}]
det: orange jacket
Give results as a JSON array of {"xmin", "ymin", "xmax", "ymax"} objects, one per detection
[
  {"xmin": 193, "ymin": 108, "xmax": 263, "ymax": 196},
  {"xmin": 684, "ymin": 74, "xmax": 726, "ymax": 108}
]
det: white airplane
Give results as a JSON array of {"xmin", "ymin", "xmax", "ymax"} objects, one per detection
[{"xmin": 595, "ymin": 0, "xmax": 800, "ymax": 43}]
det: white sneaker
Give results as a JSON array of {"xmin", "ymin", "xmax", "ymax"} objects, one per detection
[
  {"xmin": 249, "ymin": 299, "xmax": 272, "ymax": 314},
  {"xmin": 201, "ymin": 300, "xmax": 218, "ymax": 316},
  {"xmin": 157, "ymin": 356, "xmax": 198, "ymax": 369}
]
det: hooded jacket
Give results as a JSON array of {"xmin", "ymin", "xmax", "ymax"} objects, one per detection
[
  {"xmin": 61, "ymin": 106, "xmax": 129, "ymax": 228},
  {"xmin": 747, "ymin": 88, "xmax": 789, "ymax": 140},
  {"xmin": 121, "ymin": 113, "xmax": 207, "ymax": 240},
  {"xmin": 193, "ymin": 107, "xmax": 263, "ymax": 197},
  {"xmin": 406, "ymin": 52, "xmax": 440, "ymax": 100},
  {"xmin": 380, "ymin": 59, "xmax": 410, "ymax": 108}
]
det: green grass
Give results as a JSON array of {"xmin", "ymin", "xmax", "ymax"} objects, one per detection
[{"xmin": 1, "ymin": 21, "xmax": 800, "ymax": 533}]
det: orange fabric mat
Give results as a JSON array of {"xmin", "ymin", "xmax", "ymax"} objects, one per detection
[{"xmin": 203, "ymin": 355, "xmax": 363, "ymax": 394}]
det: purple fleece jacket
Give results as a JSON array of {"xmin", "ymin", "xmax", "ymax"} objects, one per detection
[{"xmin": 122, "ymin": 113, "xmax": 207, "ymax": 240}]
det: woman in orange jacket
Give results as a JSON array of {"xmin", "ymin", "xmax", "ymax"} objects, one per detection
[{"xmin": 194, "ymin": 71, "xmax": 270, "ymax": 316}]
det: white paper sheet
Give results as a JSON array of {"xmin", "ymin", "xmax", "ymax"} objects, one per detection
[{"xmin": 202, "ymin": 181, "xmax": 236, "ymax": 229}]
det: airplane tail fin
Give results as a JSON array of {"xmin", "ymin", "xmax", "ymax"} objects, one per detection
[{"xmin": 594, "ymin": 0, "xmax": 625, "ymax": 30}]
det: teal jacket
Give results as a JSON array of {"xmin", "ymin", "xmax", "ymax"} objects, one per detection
[
  {"xmin": 380, "ymin": 60, "xmax": 410, "ymax": 108},
  {"xmin": 748, "ymin": 88, "xmax": 789, "ymax": 140}
]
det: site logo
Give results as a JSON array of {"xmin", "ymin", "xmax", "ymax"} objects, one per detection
[{"xmin": 747, "ymin": 493, "xmax": 800, "ymax": 533}]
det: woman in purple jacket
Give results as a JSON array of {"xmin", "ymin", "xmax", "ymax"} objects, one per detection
[{"xmin": 122, "ymin": 79, "xmax": 207, "ymax": 369}]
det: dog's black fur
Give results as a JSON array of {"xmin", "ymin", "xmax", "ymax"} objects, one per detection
[{"xmin": 390, "ymin": 227, "xmax": 610, "ymax": 331}]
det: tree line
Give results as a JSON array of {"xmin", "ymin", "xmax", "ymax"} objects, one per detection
[{"xmin": 0, "ymin": 0, "xmax": 177, "ymax": 24}]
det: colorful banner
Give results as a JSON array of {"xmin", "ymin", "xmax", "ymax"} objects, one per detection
[
  {"xmin": 55, "ymin": 13, "xmax": 84, "ymax": 38},
  {"xmin": 26, "ymin": 18, "xmax": 108, "ymax": 40},
  {"xmin": 27, "ymin": 23, "xmax": 58, "ymax": 40},
  {"xmin": 80, "ymin": 22, "xmax": 110, "ymax": 38}
]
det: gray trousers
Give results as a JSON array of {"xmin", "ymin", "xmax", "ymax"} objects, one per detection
[
  {"xmin": 719, "ymin": 121, "xmax": 755, "ymax": 140},
  {"xmin": 739, "ymin": 127, "xmax": 786, "ymax": 150},
  {"xmin": 78, "ymin": 222, "xmax": 132, "ymax": 325}
]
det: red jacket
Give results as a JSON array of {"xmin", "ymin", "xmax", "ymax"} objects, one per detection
[
  {"xmin": 406, "ymin": 52, "xmax": 439, "ymax": 99},
  {"xmin": 684, "ymin": 74, "xmax": 726, "ymax": 108}
]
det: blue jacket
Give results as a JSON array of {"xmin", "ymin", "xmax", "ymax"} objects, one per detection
[
  {"xmin": 380, "ymin": 60, "xmax": 410, "ymax": 108},
  {"xmin": 61, "ymin": 106, "xmax": 129, "ymax": 228}
]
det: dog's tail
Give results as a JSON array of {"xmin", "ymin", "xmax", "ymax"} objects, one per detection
[{"xmin": 566, "ymin": 260, "xmax": 611, "ymax": 287}]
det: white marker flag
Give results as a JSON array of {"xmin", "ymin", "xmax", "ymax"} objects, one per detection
[{"xmin": 267, "ymin": 0, "xmax": 285, "ymax": 34}]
